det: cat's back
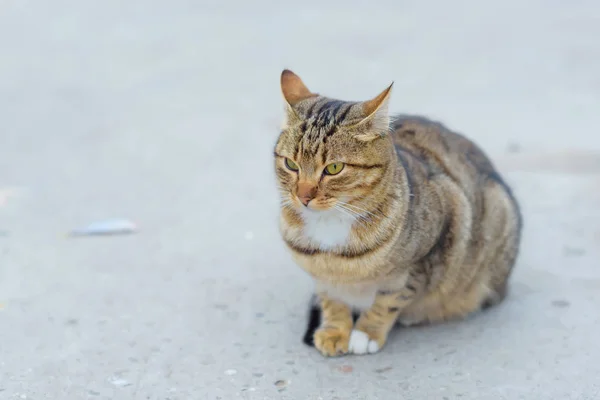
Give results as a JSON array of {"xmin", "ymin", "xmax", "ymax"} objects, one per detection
[
  {"xmin": 389, "ymin": 114, "xmax": 507, "ymax": 195},
  {"xmin": 388, "ymin": 115, "xmax": 522, "ymax": 318}
]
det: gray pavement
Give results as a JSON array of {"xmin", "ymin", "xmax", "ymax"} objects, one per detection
[{"xmin": 1, "ymin": 1, "xmax": 600, "ymax": 399}]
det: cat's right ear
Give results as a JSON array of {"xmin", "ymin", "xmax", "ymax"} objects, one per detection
[
  {"xmin": 280, "ymin": 70, "xmax": 317, "ymax": 127},
  {"xmin": 280, "ymin": 70, "xmax": 317, "ymax": 107}
]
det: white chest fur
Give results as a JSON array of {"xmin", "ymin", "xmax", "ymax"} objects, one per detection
[
  {"xmin": 317, "ymin": 281, "xmax": 378, "ymax": 311},
  {"xmin": 300, "ymin": 208, "xmax": 355, "ymax": 250}
]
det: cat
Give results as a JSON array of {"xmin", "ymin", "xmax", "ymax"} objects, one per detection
[{"xmin": 274, "ymin": 69, "xmax": 522, "ymax": 356}]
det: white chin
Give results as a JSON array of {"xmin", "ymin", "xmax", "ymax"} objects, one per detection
[{"xmin": 300, "ymin": 207, "xmax": 354, "ymax": 250}]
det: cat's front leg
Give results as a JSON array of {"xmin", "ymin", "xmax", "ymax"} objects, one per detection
[
  {"xmin": 313, "ymin": 294, "xmax": 353, "ymax": 357},
  {"xmin": 350, "ymin": 279, "xmax": 423, "ymax": 355}
]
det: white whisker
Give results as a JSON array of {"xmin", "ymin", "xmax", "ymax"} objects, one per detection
[
  {"xmin": 338, "ymin": 201, "xmax": 386, "ymax": 220},
  {"xmin": 334, "ymin": 204, "xmax": 369, "ymax": 227},
  {"xmin": 333, "ymin": 204, "xmax": 357, "ymax": 220}
]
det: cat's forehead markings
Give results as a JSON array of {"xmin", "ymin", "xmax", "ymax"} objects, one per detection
[
  {"xmin": 336, "ymin": 103, "xmax": 355, "ymax": 124},
  {"xmin": 313, "ymin": 100, "xmax": 344, "ymax": 125},
  {"xmin": 300, "ymin": 128, "xmax": 328, "ymax": 162},
  {"xmin": 286, "ymin": 98, "xmax": 358, "ymax": 164},
  {"xmin": 303, "ymin": 99, "xmax": 321, "ymax": 117}
]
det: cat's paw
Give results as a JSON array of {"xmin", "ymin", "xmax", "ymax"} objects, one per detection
[
  {"xmin": 348, "ymin": 330, "xmax": 382, "ymax": 355},
  {"xmin": 313, "ymin": 327, "xmax": 350, "ymax": 357}
]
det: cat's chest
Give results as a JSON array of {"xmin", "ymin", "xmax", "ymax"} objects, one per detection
[
  {"xmin": 317, "ymin": 281, "xmax": 378, "ymax": 310},
  {"xmin": 300, "ymin": 209, "xmax": 354, "ymax": 250}
]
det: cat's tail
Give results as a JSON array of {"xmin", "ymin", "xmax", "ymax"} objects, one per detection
[{"xmin": 302, "ymin": 295, "xmax": 321, "ymax": 346}]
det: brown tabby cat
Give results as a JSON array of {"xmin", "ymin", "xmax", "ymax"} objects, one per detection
[{"xmin": 274, "ymin": 70, "xmax": 522, "ymax": 356}]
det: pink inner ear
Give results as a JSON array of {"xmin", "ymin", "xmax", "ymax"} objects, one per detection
[
  {"xmin": 281, "ymin": 70, "xmax": 317, "ymax": 106},
  {"xmin": 362, "ymin": 82, "xmax": 394, "ymax": 117}
]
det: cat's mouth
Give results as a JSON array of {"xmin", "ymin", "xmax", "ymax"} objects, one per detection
[
  {"xmin": 293, "ymin": 195, "xmax": 344, "ymax": 213},
  {"xmin": 296, "ymin": 199, "xmax": 330, "ymax": 211}
]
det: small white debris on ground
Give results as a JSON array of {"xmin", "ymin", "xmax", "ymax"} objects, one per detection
[
  {"xmin": 70, "ymin": 219, "xmax": 137, "ymax": 237},
  {"xmin": 108, "ymin": 377, "xmax": 131, "ymax": 387},
  {"xmin": 0, "ymin": 187, "xmax": 19, "ymax": 207}
]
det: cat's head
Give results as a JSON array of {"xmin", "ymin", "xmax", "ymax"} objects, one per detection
[{"xmin": 274, "ymin": 70, "xmax": 394, "ymax": 213}]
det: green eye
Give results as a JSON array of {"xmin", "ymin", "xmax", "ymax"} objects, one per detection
[
  {"xmin": 324, "ymin": 162, "xmax": 344, "ymax": 175},
  {"xmin": 285, "ymin": 158, "xmax": 299, "ymax": 171}
]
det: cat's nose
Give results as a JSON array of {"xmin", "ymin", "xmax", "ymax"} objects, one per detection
[
  {"xmin": 297, "ymin": 182, "xmax": 317, "ymax": 206},
  {"xmin": 299, "ymin": 195, "xmax": 314, "ymax": 206}
]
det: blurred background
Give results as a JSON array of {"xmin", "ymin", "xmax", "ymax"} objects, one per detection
[{"xmin": 1, "ymin": 1, "xmax": 599, "ymax": 399}]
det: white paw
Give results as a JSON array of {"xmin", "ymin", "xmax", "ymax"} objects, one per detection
[
  {"xmin": 367, "ymin": 339, "xmax": 380, "ymax": 353},
  {"xmin": 348, "ymin": 330, "xmax": 380, "ymax": 354}
]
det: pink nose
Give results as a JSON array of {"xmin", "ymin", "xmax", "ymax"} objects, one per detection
[
  {"xmin": 297, "ymin": 182, "xmax": 317, "ymax": 207},
  {"xmin": 299, "ymin": 195, "xmax": 314, "ymax": 206}
]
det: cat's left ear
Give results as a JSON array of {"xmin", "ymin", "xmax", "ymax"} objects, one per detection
[{"xmin": 355, "ymin": 82, "xmax": 394, "ymax": 142}]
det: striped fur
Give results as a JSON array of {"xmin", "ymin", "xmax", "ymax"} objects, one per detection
[{"xmin": 275, "ymin": 70, "xmax": 522, "ymax": 357}]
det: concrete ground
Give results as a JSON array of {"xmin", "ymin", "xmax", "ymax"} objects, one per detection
[{"xmin": 1, "ymin": 1, "xmax": 599, "ymax": 399}]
